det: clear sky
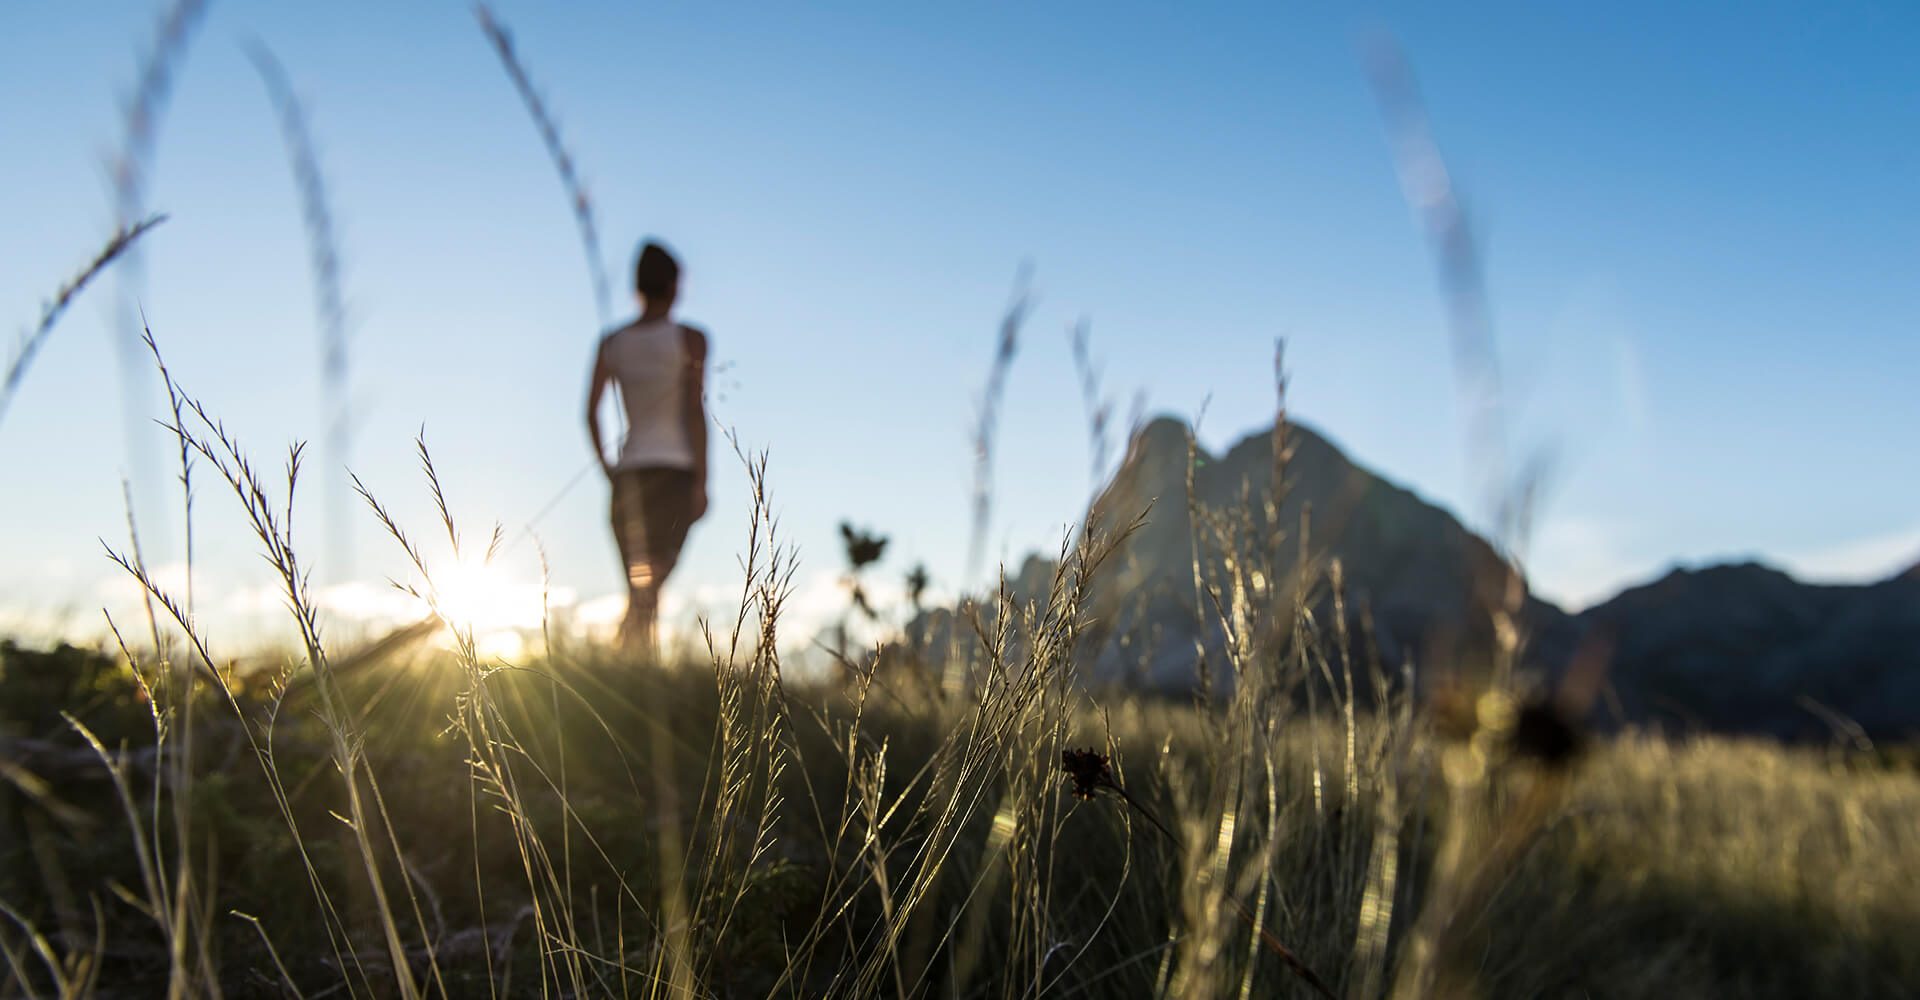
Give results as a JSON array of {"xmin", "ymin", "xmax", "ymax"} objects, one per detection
[{"xmin": 3, "ymin": 2, "xmax": 1916, "ymax": 653}]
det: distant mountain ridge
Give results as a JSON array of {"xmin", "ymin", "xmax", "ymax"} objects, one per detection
[
  {"xmin": 1579, "ymin": 561, "xmax": 1920, "ymax": 739},
  {"xmin": 1008, "ymin": 416, "xmax": 1918, "ymax": 742}
]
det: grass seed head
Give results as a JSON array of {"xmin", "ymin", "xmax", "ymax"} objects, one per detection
[{"xmin": 1060, "ymin": 746, "xmax": 1113, "ymax": 799}]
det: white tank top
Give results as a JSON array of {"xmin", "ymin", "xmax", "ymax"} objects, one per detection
[{"xmin": 602, "ymin": 318, "xmax": 695, "ymax": 470}]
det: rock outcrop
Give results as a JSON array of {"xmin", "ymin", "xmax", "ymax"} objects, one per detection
[
  {"xmin": 903, "ymin": 416, "xmax": 1918, "ymax": 742},
  {"xmin": 1077, "ymin": 416, "xmax": 1572, "ymax": 690}
]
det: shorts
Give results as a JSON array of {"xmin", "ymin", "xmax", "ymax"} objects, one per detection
[{"xmin": 610, "ymin": 466, "xmax": 694, "ymax": 588}]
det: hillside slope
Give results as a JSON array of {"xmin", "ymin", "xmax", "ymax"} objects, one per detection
[
  {"xmin": 1077, "ymin": 416, "xmax": 1573, "ymax": 689},
  {"xmin": 1044, "ymin": 416, "xmax": 1916, "ymax": 740}
]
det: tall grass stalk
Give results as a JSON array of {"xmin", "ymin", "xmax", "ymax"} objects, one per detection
[
  {"xmin": 354, "ymin": 443, "xmax": 592, "ymax": 996},
  {"xmin": 109, "ymin": 0, "xmax": 208, "ymax": 548},
  {"xmin": 474, "ymin": 2, "xmax": 629, "ymax": 550},
  {"xmin": 246, "ymin": 41, "xmax": 355, "ymax": 585},
  {"xmin": 474, "ymin": 2, "xmax": 613, "ymax": 330},
  {"xmin": 1364, "ymin": 35, "xmax": 1588, "ymax": 998},
  {"xmin": 964, "ymin": 261, "xmax": 1035, "ymax": 587},
  {"xmin": 102, "ymin": 332, "xmax": 427, "ymax": 998},
  {"xmin": 0, "ymin": 216, "xmax": 166, "ymax": 428},
  {"xmin": 1068, "ymin": 316, "xmax": 1116, "ymax": 499}
]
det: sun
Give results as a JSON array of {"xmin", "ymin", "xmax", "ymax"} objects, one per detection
[{"xmin": 428, "ymin": 554, "xmax": 539, "ymax": 649}]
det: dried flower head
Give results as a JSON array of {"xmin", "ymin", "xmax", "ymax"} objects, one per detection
[
  {"xmin": 1511, "ymin": 695, "xmax": 1583, "ymax": 768},
  {"xmin": 905, "ymin": 563, "xmax": 930, "ymax": 610},
  {"xmin": 1432, "ymin": 679, "xmax": 1587, "ymax": 772},
  {"xmin": 1060, "ymin": 746, "xmax": 1113, "ymax": 800},
  {"xmin": 839, "ymin": 522, "xmax": 888, "ymax": 570}
]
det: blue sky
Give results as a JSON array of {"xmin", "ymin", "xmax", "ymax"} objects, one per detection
[{"xmin": 3, "ymin": 2, "xmax": 1916, "ymax": 650}]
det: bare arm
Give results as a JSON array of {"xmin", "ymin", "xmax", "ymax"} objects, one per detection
[
  {"xmin": 682, "ymin": 325, "xmax": 709, "ymax": 520},
  {"xmin": 586, "ymin": 340, "xmax": 613, "ymax": 475}
]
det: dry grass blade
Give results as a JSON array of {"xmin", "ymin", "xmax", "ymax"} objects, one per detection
[
  {"xmin": 1062, "ymin": 748, "xmax": 1337, "ymax": 999},
  {"xmin": 966, "ymin": 261, "xmax": 1035, "ymax": 584},
  {"xmin": 1362, "ymin": 36, "xmax": 1556, "ymax": 622},
  {"xmin": 109, "ymin": 0, "xmax": 208, "ymax": 524},
  {"xmin": 0, "ymin": 215, "xmax": 166, "ymax": 428},
  {"xmin": 246, "ymin": 39, "xmax": 356, "ymax": 584},
  {"xmin": 230, "ymin": 911, "xmax": 305, "ymax": 999},
  {"xmin": 130, "ymin": 331, "xmax": 424, "ymax": 998},
  {"xmin": 474, "ymin": 1, "xmax": 624, "ymax": 548},
  {"xmin": 1068, "ymin": 316, "xmax": 1115, "ymax": 495},
  {"xmin": 111, "ymin": 0, "xmax": 208, "ymax": 228},
  {"xmin": 1363, "ymin": 33, "xmax": 1510, "ymax": 540},
  {"xmin": 475, "ymin": 2, "xmax": 613, "ymax": 329}
]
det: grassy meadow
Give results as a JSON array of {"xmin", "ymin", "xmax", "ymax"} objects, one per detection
[
  {"xmin": 1, "ymin": 420, "xmax": 1917, "ymax": 998},
  {"xmin": 5, "ymin": 7, "xmax": 1918, "ymax": 998}
]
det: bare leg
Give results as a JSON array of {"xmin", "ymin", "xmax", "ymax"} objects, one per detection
[
  {"xmin": 611, "ymin": 471, "xmax": 654, "ymax": 656},
  {"xmin": 610, "ymin": 469, "xmax": 690, "ymax": 659},
  {"xmin": 620, "ymin": 561, "xmax": 660, "ymax": 657}
]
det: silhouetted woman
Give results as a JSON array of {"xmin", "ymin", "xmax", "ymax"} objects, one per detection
[{"xmin": 586, "ymin": 240, "xmax": 709, "ymax": 652}]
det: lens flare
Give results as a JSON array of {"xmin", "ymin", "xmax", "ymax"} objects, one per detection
[{"xmin": 426, "ymin": 554, "xmax": 541, "ymax": 659}]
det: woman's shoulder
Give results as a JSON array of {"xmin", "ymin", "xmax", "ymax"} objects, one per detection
[
  {"xmin": 676, "ymin": 322, "xmax": 709, "ymax": 358},
  {"xmin": 601, "ymin": 318, "xmax": 687, "ymax": 343},
  {"xmin": 599, "ymin": 319, "xmax": 643, "ymax": 344}
]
